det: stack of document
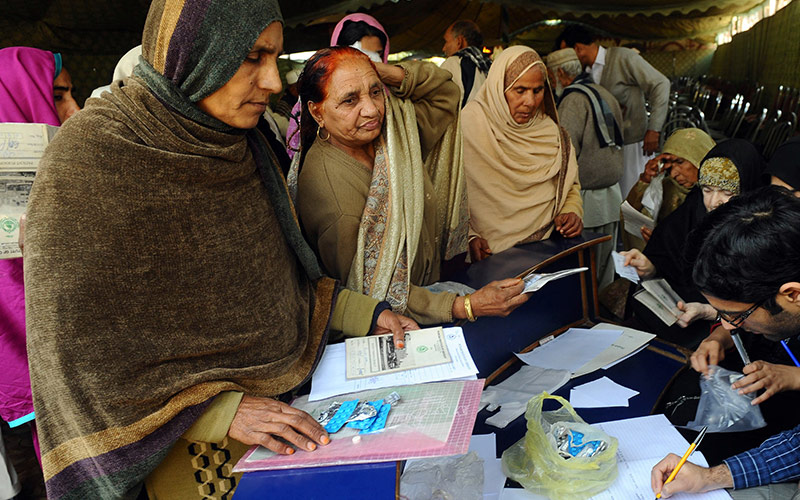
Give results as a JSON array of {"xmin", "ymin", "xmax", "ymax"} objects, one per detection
[
  {"xmin": 620, "ymin": 200, "xmax": 655, "ymax": 237},
  {"xmin": 633, "ymin": 278, "xmax": 685, "ymax": 326},
  {"xmin": 310, "ymin": 327, "xmax": 478, "ymax": 401},
  {"xmin": 514, "ymin": 328, "xmax": 623, "ymax": 374},
  {"xmin": 569, "ymin": 376, "xmax": 639, "ymax": 408}
]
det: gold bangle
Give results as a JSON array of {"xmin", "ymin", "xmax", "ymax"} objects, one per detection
[{"xmin": 464, "ymin": 294, "xmax": 476, "ymax": 322}]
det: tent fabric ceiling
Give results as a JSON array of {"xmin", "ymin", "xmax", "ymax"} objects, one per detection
[{"xmin": 1, "ymin": 0, "xmax": 765, "ymax": 56}]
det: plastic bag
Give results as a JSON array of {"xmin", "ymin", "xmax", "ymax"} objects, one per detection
[
  {"xmin": 686, "ymin": 365, "xmax": 767, "ymax": 433},
  {"xmin": 479, "ymin": 366, "xmax": 570, "ymax": 429},
  {"xmin": 400, "ymin": 451, "xmax": 484, "ymax": 500},
  {"xmin": 501, "ymin": 393, "xmax": 618, "ymax": 500},
  {"xmin": 641, "ymin": 171, "xmax": 665, "ymax": 219}
]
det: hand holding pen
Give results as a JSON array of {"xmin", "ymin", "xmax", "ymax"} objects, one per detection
[{"xmin": 651, "ymin": 427, "xmax": 735, "ymax": 498}]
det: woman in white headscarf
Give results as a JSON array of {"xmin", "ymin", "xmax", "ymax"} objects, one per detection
[{"xmin": 462, "ymin": 46, "xmax": 583, "ymax": 262}]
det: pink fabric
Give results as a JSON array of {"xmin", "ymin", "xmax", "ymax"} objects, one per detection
[
  {"xmin": 286, "ymin": 14, "xmax": 389, "ymax": 158},
  {"xmin": 0, "ymin": 47, "xmax": 59, "ymax": 431},
  {"xmin": 0, "ymin": 47, "xmax": 60, "ymax": 126},
  {"xmin": 329, "ymin": 13, "xmax": 390, "ymax": 63}
]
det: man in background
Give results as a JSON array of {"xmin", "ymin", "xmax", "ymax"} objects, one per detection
[
  {"xmin": 560, "ymin": 25, "xmax": 669, "ymax": 199},
  {"xmin": 546, "ymin": 47, "xmax": 624, "ymax": 290},
  {"xmin": 441, "ymin": 20, "xmax": 491, "ymax": 107}
]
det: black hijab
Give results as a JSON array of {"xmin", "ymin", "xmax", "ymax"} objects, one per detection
[
  {"xmin": 764, "ymin": 136, "xmax": 800, "ymax": 190},
  {"xmin": 644, "ymin": 139, "xmax": 765, "ymax": 302}
]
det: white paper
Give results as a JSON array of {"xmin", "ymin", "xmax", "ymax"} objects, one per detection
[
  {"xmin": 345, "ymin": 327, "xmax": 451, "ymax": 379},
  {"xmin": 500, "ymin": 488, "xmax": 548, "ymax": 500},
  {"xmin": 569, "ymin": 376, "xmax": 639, "ymax": 408},
  {"xmin": 589, "ymin": 415, "xmax": 732, "ymax": 500},
  {"xmin": 611, "ymin": 251, "xmax": 640, "ymax": 283},
  {"xmin": 572, "ymin": 323, "xmax": 656, "ymax": 378},
  {"xmin": 601, "ymin": 345, "xmax": 648, "ymax": 370},
  {"xmin": 621, "ymin": 200, "xmax": 655, "ymax": 237},
  {"xmin": 515, "ymin": 328, "xmax": 622, "ymax": 374},
  {"xmin": 309, "ymin": 327, "xmax": 478, "ymax": 401},
  {"xmin": 469, "ymin": 434, "xmax": 506, "ymax": 500}
]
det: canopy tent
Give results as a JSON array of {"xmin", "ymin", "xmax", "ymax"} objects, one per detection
[{"xmin": 0, "ymin": 0, "xmax": 775, "ymax": 103}]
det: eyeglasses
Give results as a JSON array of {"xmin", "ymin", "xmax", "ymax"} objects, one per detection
[{"xmin": 716, "ymin": 298, "xmax": 767, "ymax": 328}]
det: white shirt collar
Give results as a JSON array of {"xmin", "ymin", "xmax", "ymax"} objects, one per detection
[{"xmin": 593, "ymin": 45, "xmax": 606, "ymax": 69}]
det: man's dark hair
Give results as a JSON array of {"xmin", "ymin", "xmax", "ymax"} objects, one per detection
[
  {"xmin": 691, "ymin": 186, "xmax": 800, "ymax": 314},
  {"xmin": 336, "ymin": 20, "xmax": 388, "ymax": 51},
  {"xmin": 450, "ymin": 20, "xmax": 483, "ymax": 48},
  {"xmin": 559, "ymin": 25, "xmax": 595, "ymax": 48}
]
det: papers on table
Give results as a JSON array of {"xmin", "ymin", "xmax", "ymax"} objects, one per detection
[
  {"xmin": 572, "ymin": 323, "xmax": 656, "ymax": 378},
  {"xmin": 634, "ymin": 278, "xmax": 684, "ymax": 326},
  {"xmin": 569, "ymin": 376, "xmax": 639, "ymax": 408},
  {"xmin": 310, "ymin": 326, "xmax": 478, "ymax": 401},
  {"xmin": 521, "ymin": 267, "xmax": 588, "ymax": 293},
  {"xmin": 611, "ymin": 251, "xmax": 640, "ymax": 284},
  {"xmin": 515, "ymin": 328, "xmax": 622, "ymax": 374},
  {"xmin": 500, "ymin": 415, "xmax": 732, "ymax": 500},
  {"xmin": 621, "ymin": 200, "xmax": 655, "ymax": 237},
  {"xmin": 345, "ymin": 327, "xmax": 451, "ymax": 379},
  {"xmin": 469, "ymin": 434, "xmax": 505, "ymax": 500},
  {"xmin": 590, "ymin": 415, "xmax": 732, "ymax": 500}
]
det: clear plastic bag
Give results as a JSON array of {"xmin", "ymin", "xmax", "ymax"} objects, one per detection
[
  {"xmin": 641, "ymin": 171, "xmax": 665, "ymax": 219},
  {"xmin": 686, "ymin": 365, "xmax": 767, "ymax": 433},
  {"xmin": 501, "ymin": 393, "xmax": 618, "ymax": 500}
]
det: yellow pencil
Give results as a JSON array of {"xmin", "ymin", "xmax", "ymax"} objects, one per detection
[{"xmin": 656, "ymin": 426, "xmax": 708, "ymax": 499}]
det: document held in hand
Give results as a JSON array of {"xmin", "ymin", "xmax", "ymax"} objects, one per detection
[
  {"xmin": 633, "ymin": 278, "xmax": 684, "ymax": 326},
  {"xmin": 521, "ymin": 267, "xmax": 588, "ymax": 293},
  {"xmin": 0, "ymin": 122, "xmax": 59, "ymax": 259},
  {"xmin": 345, "ymin": 327, "xmax": 452, "ymax": 379},
  {"xmin": 620, "ymin": 200, "xmax": 655, "ymax": 237}
]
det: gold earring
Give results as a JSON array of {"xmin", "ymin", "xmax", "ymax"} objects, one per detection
[{"xmin": 317, "ymin": 127, "xmax": 330, "ymax": 141}]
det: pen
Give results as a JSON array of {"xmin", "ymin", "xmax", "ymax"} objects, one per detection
[
  {"xmin": 731, "ymin": 330, "xmax": 751, "ymax": 366},
  {"xmin": 781, "ymin": 340, "xmax": 800, "ymax": 367},
  {"xmin": 656, "ymin": 426, "xmax": 708, "ymax": 499}
]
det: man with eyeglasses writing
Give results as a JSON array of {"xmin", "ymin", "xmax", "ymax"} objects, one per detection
[{"xmin": 652, "ymin": 186, "xmax": 800, "ymax": 499}]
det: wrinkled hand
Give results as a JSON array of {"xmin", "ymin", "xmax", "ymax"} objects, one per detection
[
  {"xmin": 620, "ymin": 249, "xmax": 656, "ymax": 279},
  {"xmin": 373, "ymin": 310, "xmax": 419, "ymax": 349},
  {"xmin": 469, "ymin": 237, "xmax": 492, "ymax": 262},
  {"xmin": 641, "ymin": 153, "xmax": 676, "ymax": 183},
  {"xmin": 732, "ymin": 361, "xmax": 800, "ymax": 405},
  {"xmin": 640, "ymin": 226, "xmax": 653, "ymax": 242},
  {"xmin": 228, "ymin": 396, "xmax": 330, "ymax": 455},
  {"xmin": 690, "ymin": 326, "xmax": 731, "ymax": 375},
  {"xmin": 471, "ymin": 278, "xmax": 528, "ymax": 318},
  {"xmin": 676, "ymin": 301, "xmax": 715, "ymax": 328},
  {"xmin": 18, "ymin": 213, "xmax": 26, "ymax": 253},
  {"xmin": 651, "ymin": 455, "xmax": 732, "ymax": 498},
  {"xmin": 643, "ymin": 130, "xmax": 660, "ymax": 156},
  {"xmin": 554, "ymin": 212, "xmax": 583, "ymax": 238}
]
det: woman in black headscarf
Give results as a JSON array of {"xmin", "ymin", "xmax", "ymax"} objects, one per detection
[
  {"xmin": 765, "ymin": 136, "xmax": 800, "ymax": 194},
  {"xmin": 621, "ymin": 139, "xmax": 765, "ymax": 348}
]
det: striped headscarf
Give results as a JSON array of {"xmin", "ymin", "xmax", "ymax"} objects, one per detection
[{"xmin": 134, "ymin": 0, "xmax": 283, "ymax": 129}]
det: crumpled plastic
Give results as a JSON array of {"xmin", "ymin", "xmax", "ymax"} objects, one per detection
[
  {"xmin": 400, "ymin": 451, "xmax": 484, "ymax": 500},
  {"xmin": 641, "ymin": 171, "xmax": 665, "ymax": 219},
  {"xmin": 502, "ymin": 393, "xmax": 618, "ymax": 500},
  {"xmin": 686, "ymin": 364, "xmax": 767, "ymax": 433},
  {"xmin": 479, "ymin": 365, "xmax": 571, "ymax": 429}
]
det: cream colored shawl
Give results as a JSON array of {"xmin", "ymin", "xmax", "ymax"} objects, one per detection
[{"xmin": 462, "ymin": 46, "xmax": 579, "ymax": 254}]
